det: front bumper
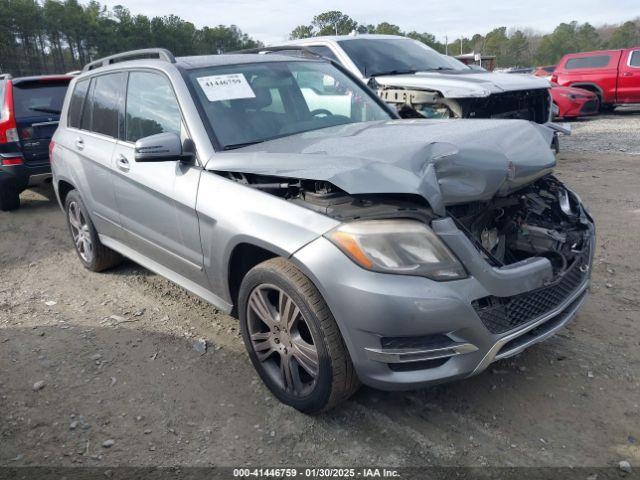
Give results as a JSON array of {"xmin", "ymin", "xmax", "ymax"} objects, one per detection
[{"xmin": 292, "ymin": 217, "xmax": 595, "ymax": 391}]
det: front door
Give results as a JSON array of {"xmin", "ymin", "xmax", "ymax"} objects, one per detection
[{"xmin": 112, "ymin": 70, "xmax": 207, "ymax": 287}]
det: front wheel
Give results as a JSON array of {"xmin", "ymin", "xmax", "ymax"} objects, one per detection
[{"xmin": 239, "ymin": 258, "xmax": 359, "ymax": 413}]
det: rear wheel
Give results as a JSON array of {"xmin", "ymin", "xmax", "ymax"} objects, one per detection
[
  {"xmin": 64, "ymin": 190, "xmax": 122, "ymax": 271},
  {"xmin": 0, "ymin": 186, "xmax": 20, "ymax": 211},
  {"xmin": 239, "ymin": 258, "xmax": 359, "ymax": 413}
]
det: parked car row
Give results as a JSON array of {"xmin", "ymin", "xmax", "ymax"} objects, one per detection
[
  {"xmin": 41, "ymin": 46, "xmax": 596, "ymax": 413},
  {"xmin": 525, "ymin": 47, "xmax": 640, "ymax": 118}
]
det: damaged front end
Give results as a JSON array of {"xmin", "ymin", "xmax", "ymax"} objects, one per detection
[{"xmin": 378, "ymin": 85, "xmax": 552, "ymax": 123}]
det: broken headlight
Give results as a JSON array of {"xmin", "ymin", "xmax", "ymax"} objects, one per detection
[{"xmin": 325, "ymin": 220, "xmax": 466, "ymax": 280}]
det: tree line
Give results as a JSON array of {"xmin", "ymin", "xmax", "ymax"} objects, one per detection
[
  {"xmin": 0, "ymin": 0, "xmax": 261, "ymax": 76},
  {"xmin": 1, "ymin": 2, "xmax": 639, "ymax": 77},
  {"xmin": 290, "ymin": 11, "xmax": 640, "ymax": 67}
]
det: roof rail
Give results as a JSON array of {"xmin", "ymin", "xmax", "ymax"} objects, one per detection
[
  {"xmin": 236, "ymin": 45, "xmax": 328, "ymax": 61},
  {"xmin": 0, "ymin": 73, "xmax": 12, "ymax": 80},
  {"xmin": 82, "ymin": 48, "xmax": 176, "ymax": 72}
]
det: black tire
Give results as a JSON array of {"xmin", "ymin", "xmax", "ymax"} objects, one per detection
[
  {"xmin": 64, "ymin": 190, "xmax": 122, "ymax": 272},
  {"xmin": 0, "ymin": 185, "xmax": 20, "ymax": 211},
  {"xmin": 239, "ymin": 258, "xmax": 359, "ymax": 414},
  {"xmin": 599, "ymin": 103, "xmax": 615, "ymax": 113}
]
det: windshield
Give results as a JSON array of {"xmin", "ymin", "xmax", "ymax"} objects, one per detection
[
  {"xmin": 338, "ymin": 38, "xmax": 470, "ymax": 77},
  {"xmin": 189, "ymin": 60, "xmax": 392, "ymax": 150}
]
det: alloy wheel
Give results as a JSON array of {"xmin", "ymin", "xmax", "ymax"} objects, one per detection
[
  {"xmin": 68, "ymin": 201, "xmax": 93, "ymax": 263},
  {"xmin": 246, "ymin": 284, "xmax": 319, "ymax": 397}
]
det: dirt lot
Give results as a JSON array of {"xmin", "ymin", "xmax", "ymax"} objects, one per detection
[{"xmin": 1, "ymin": 111, "xmax": 639, "ymax": 470}]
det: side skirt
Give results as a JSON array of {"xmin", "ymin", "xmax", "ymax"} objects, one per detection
[{"xmin": 99, "ymin": 234, "xmax": 233, "ymax": 314}]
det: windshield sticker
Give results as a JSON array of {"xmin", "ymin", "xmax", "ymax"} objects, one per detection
[{"xmin": 196, "ymin": 74, "xmax": 256, "ymax": 102}]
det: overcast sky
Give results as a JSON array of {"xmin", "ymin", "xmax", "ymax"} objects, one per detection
[{"xmin": 101, "ymin": 0, "xmax": 639, "ymax": 44}]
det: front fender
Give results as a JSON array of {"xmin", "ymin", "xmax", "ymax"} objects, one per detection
[{"xmin": 196, "ymin": 170, "xmax": 339, "ymax": 303}]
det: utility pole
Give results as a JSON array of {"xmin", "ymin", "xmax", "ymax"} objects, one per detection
[
  {"xmin": 460, "ymin": 38, "xmax": 463, "ymax": 55},
  {"xmin": 445, "ymin": 35, "xmax": 448, "ymax": 55}
]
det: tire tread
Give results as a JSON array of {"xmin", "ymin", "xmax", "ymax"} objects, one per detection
[{"xmin": 255, "ymin": 258, "xmax": 360, "ymax": 412}]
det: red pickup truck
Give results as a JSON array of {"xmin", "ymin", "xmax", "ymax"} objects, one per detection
[{"xmin": 552, "ymin": 47, "xmax": 640, "ymax": 111}]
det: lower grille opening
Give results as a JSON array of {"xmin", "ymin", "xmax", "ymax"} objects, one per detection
[
  {"xmin": 389, "ymin": 358, "xmax": 449, "ymax": 372},
  {"xmin": 496, "ymin": 291, "xmax": 586, "ymax": 357},
  {"xmin": 472, "ymin": 247, "xmax": 589, "ymax": 334}
]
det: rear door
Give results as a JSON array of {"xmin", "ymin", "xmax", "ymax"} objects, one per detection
[
  {"xmin": 112, "ymin": 70, "xmax": 207, "ymax": 287},
  {"xmin": 11, "ymin": 78, "xmax": 70, "ymax": 166},
  {"xmin": 617, "ymin": 49, "xmax": 640, "ymax": 103},
  {"xmin": 62, "ymin": 73, "xmax": 126, "ymax": 240}
]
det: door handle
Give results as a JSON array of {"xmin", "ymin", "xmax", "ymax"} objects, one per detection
[
  {"xmin": 75, "ymin": 138, "xmax": 84, "ymax": 150},
  {"xmin": 622, "ymin": 72, "xmax": 633, "ymax": 77},
  {"xmin": 116, "ymin": 154, "xmax": 130, "ymax": 172}
]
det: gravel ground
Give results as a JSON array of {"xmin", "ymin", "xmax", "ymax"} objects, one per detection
[
  {"xmin": 1, "ymin": 116, "xmax": 639, "ymax": 471},
  {"xmin": 561, "ymin": 106, "xmax": 640, "ymax": 155}
]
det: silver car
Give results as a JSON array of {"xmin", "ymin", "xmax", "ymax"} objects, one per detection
[{"xmin": 52, "ymin": 48, "xmax": 595, "ymax": 413}]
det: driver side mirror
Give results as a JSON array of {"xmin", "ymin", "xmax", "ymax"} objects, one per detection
[{"xmin": 134, "ymin": 132, "xmax": 194, "ymax": 163}]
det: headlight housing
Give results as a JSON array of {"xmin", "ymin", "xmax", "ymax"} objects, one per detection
[{"xmin": 325, "ymin": 219, "xmax": 466, "ymax": 281}]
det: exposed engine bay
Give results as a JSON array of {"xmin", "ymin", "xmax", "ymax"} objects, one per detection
[
  {"xmin": 223, "ymin": 171, "xmax": 590, "ymax": 280},
  {"xmin": 223, "ymin": 171, "xmax": 435, "ymax": 223},
  {"xmin": 378, "ymin": 87, "xmax": 551, "ymax": 124},
  {"xmin": 446, "ymin": 175, "xmax": 591, "ymax": 277}
]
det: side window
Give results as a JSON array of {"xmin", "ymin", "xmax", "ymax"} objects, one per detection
[
  {"xmin": 565, "ymin": 55, "xmax": 611, "ymax": 69},
  {"xmin": 125, "ymin": 71, "xmax": 181, "ymax": 143},
  {"xmin": 90, "ymin": 73, "xmax": 124, "ymax": 137},
  {"xmin": 68, "ymin": 79, "xmax": 89, "ymax": 129},
  {"xmin": 630, "ymin": 51, "xmax": 640, "ymax": 68},
  {"xmin": 306, "ymin": 45, "xmax": 340, "ymax": 63},
  {"xmin": 80, "ymin": 80, "xmax": 94, "ymax": 131}
]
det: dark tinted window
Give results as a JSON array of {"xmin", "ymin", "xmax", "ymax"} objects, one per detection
[
  {"xmin": 306, "ymin": 45, "xmax": 340, "ymax": 63},
  {"xmin": 90, "ymin": 73, "xmax": 123, "ymax": 137},
  {"xmin": 80, "ymin": 80, "xmax": 94, "ymax": 131},
  {"xmin": 12, "ymin": 80, "xmax": 69, "ymax": 119},
  {"xmin": 565, "ymin": 55, "xmax": 611, "ymax": 69},
  {"xmin": 630, "ymin": 51, "xmax": 640, "ymax": 67},
  {"xmin": 125, "ymin": 72, "xmax": 181, "ymax": 143},
  {"xmin": 68, "ymin": 79, "xmax": 90, "ymax": 128},
  {"xmin": 338, "ymin": 38, "xmax": 469, "ymax": 76}
]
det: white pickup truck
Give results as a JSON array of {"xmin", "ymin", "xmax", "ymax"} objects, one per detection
[{"xmin": 266, "ymin": 35, "xmax": 559, "ymax": 130}]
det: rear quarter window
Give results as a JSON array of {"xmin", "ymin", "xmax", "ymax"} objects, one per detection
[
  {"xmin": 11, "ymin": 80, "xmax": 69, "ymax": 119},
  {"xmin": 67, "ymin": 79, "xmax": 90, "ymax": 128},
  {"xmin": 565, "ymin": 55, "xmax": 611, "ymax": 70},
  {"xmin": 630, "ymin": 51, "xmax": 640, "ymax": 68}
]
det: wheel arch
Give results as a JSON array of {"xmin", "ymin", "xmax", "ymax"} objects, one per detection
[
  {"xmin": 226, "ymin": 241, "xmax": 280, "ymax": 317},
  {"xmin": 569, "ymin": 82, "xmax": 604, "ymax": 100},
  {"xmin": 57, "ymin": 179, "xmax": 76, "ymax": 207}
]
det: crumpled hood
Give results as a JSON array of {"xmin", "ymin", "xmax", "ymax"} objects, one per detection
[
  {"xmin": 206, "ymin": 119, "xmax": 556, "ymax": 216},
  {"xmin": 374, "ymin": 71, "xmax": 551, "ymax": 98}
]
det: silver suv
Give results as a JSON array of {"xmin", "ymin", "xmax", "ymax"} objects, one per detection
[{"xmin": 52, "ymin": 48, "xmax": 595, "ymax": 413}]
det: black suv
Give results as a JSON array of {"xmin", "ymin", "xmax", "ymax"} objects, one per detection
[{"xmin": 0, "ymin": 74, "xmax": 72, "ymax": 210}]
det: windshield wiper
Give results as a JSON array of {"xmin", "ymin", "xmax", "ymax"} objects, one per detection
[
  {"xmin": 28, "ymin": 106, "xmax": 61, "ymax": 114},
  {"xmin": 223, "ymin": 140, "xmax": 265, "ymax": 151},
  {"xmin": 371, "ymin": 69, "xmax": 418, "ymax": 77}
]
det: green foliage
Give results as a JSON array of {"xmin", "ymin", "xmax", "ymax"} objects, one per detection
[
  {"xmin": 608, "ymin": 21, "xmax": 639, "ymax": 49},
  {"xmin": 0, "ymin": 0, "xmax": 261, "ymax": 75},
  {"xmin": 287, "ymin": 11, "xmax": 640, "ymax": 68}
]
